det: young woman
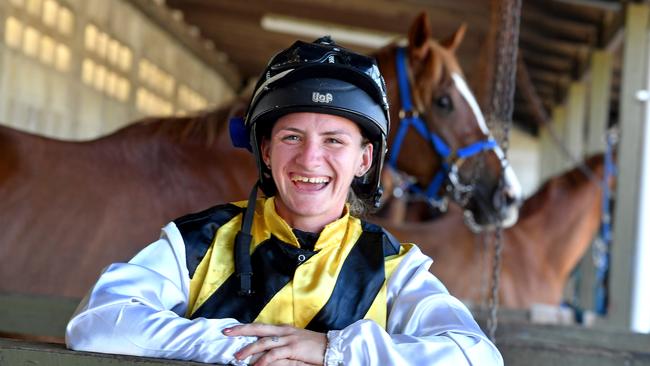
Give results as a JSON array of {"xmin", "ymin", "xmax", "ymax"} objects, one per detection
[{"xmin": 66, "ymin": 37, "xmax": 503, "ymax": 366}]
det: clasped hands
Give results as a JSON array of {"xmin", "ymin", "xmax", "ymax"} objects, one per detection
[{"xmin": 223, "ymin": 323, "xmax": 327, "ymax": 366}]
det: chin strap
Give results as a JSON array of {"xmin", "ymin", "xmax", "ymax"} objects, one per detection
[
  {"xmin": 234, "ymin": 182, "xmax": 259, "ymax": 296},
  {"xmin": 372, "ymin": 186, "xmax": 384, "ymax": 208}
]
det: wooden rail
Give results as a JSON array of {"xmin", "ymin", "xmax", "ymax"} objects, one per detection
[
  {"xmin": 496, "ymin": 323, "xmax": 650, "ymax": 366},
  {"xmin": 2, "ymin": 293, "xmax": 650, "ymax": 365},
  {"xmin": 0, "ymin": 293, "xmax": 78, "ymax": 340},
  {"xmin": 0, "ymin": 338, "xmax": 212, "ymax": 365}
]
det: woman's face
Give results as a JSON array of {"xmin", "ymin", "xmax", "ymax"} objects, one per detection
[{"xmin": 261, "ymin": 112, "xmax": 373, "ymax": 232}]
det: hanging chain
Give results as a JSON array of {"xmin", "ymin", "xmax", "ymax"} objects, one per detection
[
  {"xmin": 478, "ymin": 233, "xmax": 491, "ymax": 309},
  {"xmin": 486, "ymin": 0, "xmax": 521, "ymax": 344}
]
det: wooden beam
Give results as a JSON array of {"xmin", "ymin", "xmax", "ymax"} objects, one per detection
[
  {"xmin": 527, "ymin": 67, "xmax": 572, "ymax": 97},
  {"xmin": 172, "ymin": 12, "xmax": 302, "ymax": 78},
  {"xmin": 495, "ymin": 322, "xmax": 650, "ymax": 366},
  {"xmin": 522, "ymin": 49, "xmax": 574, "ymax": 73},
  {"xmin": 529, "ymin": 0, "xmax": 620, "ymax": 24},
  {"xmin": 516, "ymin": 55, "xmax": 550, "ymax": 128},
  {"xmin": 601, "ymin": 6, "xmax": 626, "ymax": 48},
  {"xmin": 522, "ymin": 2, "xmax": 599, "ymax": 44},
  {"xmin": 536, "ymin": 84, "xmax": 558, "ymax": 100},
  {"xmin": 520, "ymin": 29, "xmax": 591, "ymax": 59},
  {"xmin": 0, "ymin": 338, "xmax": 211, "ymax": 365},
  {"xmin": 125, "ymin": 0, "xmax": 242, "ymax": 89},
  {"xmin": 609, "ymin": 2, "xmax": 650, "ymax": 332},
  {"xmin": 4, "ymin": 318, "xmax": 650, "ymax": 366},
  {"xmin": 165, "ymin": 0, "xmax": 490, "ymax": 36},
  {"xmin": 3, "ymin": 293, "xmax": 649, "ymax": 366}
]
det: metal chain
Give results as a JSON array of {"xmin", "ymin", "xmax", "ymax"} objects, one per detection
[
  {"xmin": 479, "ymin": 233, "xmax": 492, "ymax": 309},
  {"xmin": 486, "ymin": 0, "xmax": 521, "ymax": 344}
]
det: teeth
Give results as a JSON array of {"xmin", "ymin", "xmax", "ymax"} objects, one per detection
[{"xmin": 292, "ymin": 175, "xmax": 330, "ymax": 184}]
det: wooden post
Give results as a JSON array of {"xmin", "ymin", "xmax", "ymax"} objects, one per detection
[
  {"xmin": 566, "ymin": 82, "xmax": 587, "ymax": 161},
  {"xmin": 539, "ymin": 106, "xmax": 566, "ymax": 182},
  {"xmin": 608, "ymin": 3, "xmax": 650, "ymax": 332},
  {"xmin": 587, "ymin": 51, "xmax": 614, "ymax": 155},
  {"xmin": 576, "ymin": 50, "xmax": 614, "ymax": 311}
]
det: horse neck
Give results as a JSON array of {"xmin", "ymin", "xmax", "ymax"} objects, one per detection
[{"xmin": 515, "ymin": 156, "xmax": 605, "ymax": 280}]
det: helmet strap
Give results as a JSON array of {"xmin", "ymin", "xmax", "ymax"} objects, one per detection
[
  {"xmin": 234, "ymin": 181, "xmax": 259, "ymax": 296},
  {"xmin": 372, "ymin": 186, "xmax": 383, "ymax": 208}
]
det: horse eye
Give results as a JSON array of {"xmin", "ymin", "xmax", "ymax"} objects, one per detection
[{"xmin": 435, "ymin": 95, "xmax": 453, "ymax": 111}]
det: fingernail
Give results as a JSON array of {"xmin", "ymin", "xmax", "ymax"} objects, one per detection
[{"xmin": 222, "ymin": 328, "xmax": 232, "ymax": 334}]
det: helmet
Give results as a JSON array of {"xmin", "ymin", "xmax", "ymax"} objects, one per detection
[{"xmin": 244, "ymin": 36, "xmax": 390, "ymax": 203}]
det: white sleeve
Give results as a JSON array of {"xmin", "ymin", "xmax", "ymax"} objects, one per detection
[
  {"xmin": 323, "ymin": 246, "xmax": 503, "ymax": 366},
  {"xmin": 65, "ymin": 222, "xmax": 257, "ymax": 365}
]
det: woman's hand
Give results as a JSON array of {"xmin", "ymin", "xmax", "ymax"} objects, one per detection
[{"xmin": 223, "ymin": 323, "xmax": 327, "ymax": 366}]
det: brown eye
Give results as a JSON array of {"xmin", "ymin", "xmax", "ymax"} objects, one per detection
[{"xmin": 435, "ymin": 95, "xmax": 453, "ymax": 112}]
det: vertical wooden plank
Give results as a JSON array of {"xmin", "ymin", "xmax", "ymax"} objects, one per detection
[
  {"xmin": 608, "ymin": 3, "xmax": 650, "ymax": 331},
  {"xmin": 575, "ymin": 50, "xmax": 614, "ymax": 311},
  {"xmin": 587, "ymin": 50, "xmax": 613, "ymax": 155},
  {"xmin": 566, "ymin": 81, "xmax": 587, "ymax": 160},
  {"xmin": 539, "ymin": 106, "xmax": 567, "ymax": 182},
  {"xmin": 564, "ymin": 82, "xmax": 589, "ymax": 312},
  {"xmin": 632, "ymin": 31, "xmax": 650, "ymax": 334}
]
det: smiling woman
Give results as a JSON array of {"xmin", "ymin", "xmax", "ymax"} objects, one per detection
[
  {"xmin": 262, "ymin": 113, "xmax": 373, "ymax": 232},
  {"xmin": 65, "ymin": 37, "xmax": 502, "ymax": 366}
]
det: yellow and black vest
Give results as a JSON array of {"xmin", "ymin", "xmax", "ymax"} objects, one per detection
[{"xmin": 174, "ymin": 197, "xmax": 411, "ymax": 331}]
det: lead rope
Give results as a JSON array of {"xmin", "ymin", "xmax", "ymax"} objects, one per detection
[{"xmin": 486, "ymin": 0, "xmax": 521, "ymax": 343}]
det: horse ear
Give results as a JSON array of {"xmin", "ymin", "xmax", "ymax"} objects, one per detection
[
  {"xmin": 408, "ymin": 12, "xmax": 432, "ymax": 60},
  {"xmin": 441, "ymin": 24, "xmax": 467, "ymax": 53}
]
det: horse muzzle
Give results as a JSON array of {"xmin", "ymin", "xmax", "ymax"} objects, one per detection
[{"xmin": 462, "ymin": 163, "xmax": 522, "ymax": 233}]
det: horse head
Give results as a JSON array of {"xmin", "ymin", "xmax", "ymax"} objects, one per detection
[{"xmin": 375, "ymin": 13, "xmax": 522, "ymax": 232}]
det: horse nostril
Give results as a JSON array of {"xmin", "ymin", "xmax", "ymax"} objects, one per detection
[
  {"xmin": 504, "ymin": 186, "xmax": 523, "ymax": 207},
  {"xmin": 493, "ymin": 186, "xmax": 520, "ymax": 210}
]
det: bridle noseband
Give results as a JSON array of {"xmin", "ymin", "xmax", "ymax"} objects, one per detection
[{"xmin": 388, "ymin": 47, "xmax": 499, "ymax": 208}]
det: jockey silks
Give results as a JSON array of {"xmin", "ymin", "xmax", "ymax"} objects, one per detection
[{"xmin": 175, "ymin": 197, "xmax": 410, "ymax": 331}]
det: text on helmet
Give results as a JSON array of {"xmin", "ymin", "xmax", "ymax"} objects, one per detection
[{"xmin": 312, "ymin": 92, "xmax": 333, "ymax": 104}]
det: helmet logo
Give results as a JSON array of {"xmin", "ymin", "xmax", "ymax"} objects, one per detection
[{"xmin": 312, "ymin": 92, "xmax": 333, "ymax": 104}]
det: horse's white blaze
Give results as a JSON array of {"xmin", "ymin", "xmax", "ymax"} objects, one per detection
[
  {"xmin": 451, "ymin": 73, "xmax": 490, "ymax": 135},
  {"xmin": 501, "ymin": 164, "xmax": 522, "ymax": 227},
  {"xmin": 452, "ymin": 73, "xmax": 523, "ymax": 224},
  {"xmin": 494, "ymin": 144, "xmax": 521, "ymax": 197}
]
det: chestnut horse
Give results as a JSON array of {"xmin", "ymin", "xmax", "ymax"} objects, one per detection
[
  {"xmin": 374, "ymin": 15, "xmax": 521, "ymax": 231},
  {"xmin": 377, "ymin": 154, "xmax": 607, "ymax": 308},
  {"xmin": 0, "ymin": 14, "xmax": 520, "ymax": 298}
]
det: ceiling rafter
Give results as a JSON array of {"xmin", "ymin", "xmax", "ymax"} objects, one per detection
[{"xmin": 141, "ymin": 0, "xmax": 626, "ymax": 135}]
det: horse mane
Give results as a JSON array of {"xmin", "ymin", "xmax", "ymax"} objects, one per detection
[{"xmin": 103, "ymin": 96, "xmax": 248, "ymax": 147}]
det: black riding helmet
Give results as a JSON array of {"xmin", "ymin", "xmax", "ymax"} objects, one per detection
[
  {"xmin": 231, "ymin": 37, "xmax": 390, "ymax": 296},
  {"xmin": 245, "ymin": 36, "xmax": 390, "ymax": 203}
]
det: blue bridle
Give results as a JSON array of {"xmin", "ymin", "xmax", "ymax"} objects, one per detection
[{"xmin": 388, "ymin": 47, "xmax": 499, "ymax": 207}]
